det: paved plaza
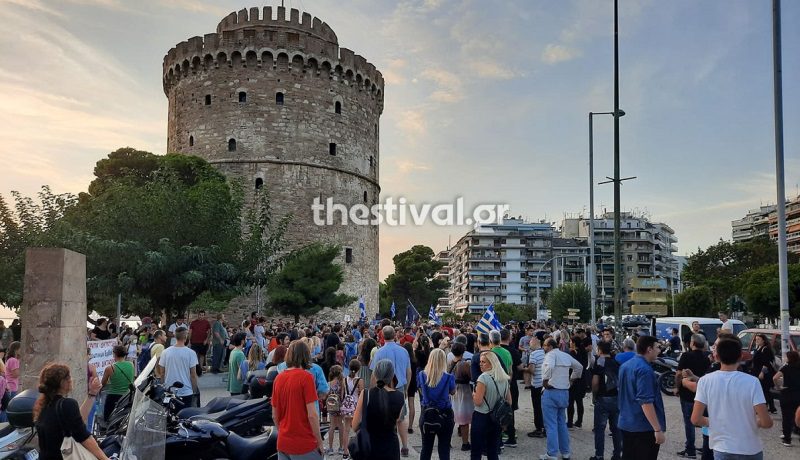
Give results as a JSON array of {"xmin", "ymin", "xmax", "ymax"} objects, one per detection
[{"xmin": 198, "ymin": 373, "xmax": 792, "ymax": 459}]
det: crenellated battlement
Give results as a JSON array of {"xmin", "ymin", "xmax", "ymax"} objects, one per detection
[
  {"xmin": 216, "ymin": 6, "xmax": 337, "ymax": 43},
  {"xmin": 162, "ymin": 7, "xmax": 383, "ymax": 107}
]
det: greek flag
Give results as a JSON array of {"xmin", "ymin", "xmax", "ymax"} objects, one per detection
[
  {"xmin": 359, "ymin": 296, "xmax": 366, "ymax": 320},
  {"xmin": 475, "ymin": 303, "xmax": 502, "ymax": 335},
  {"xmin": 428, "ymin": 305, "xmax": 441, "ymax": 324},
  {"xmin": 390, "ymin": 301, "xmax": 396, "ymax": 319}
]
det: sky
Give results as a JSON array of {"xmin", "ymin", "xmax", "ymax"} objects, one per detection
[{"xmin": 0, "ymin": 0, "xmax": 798, "ymax": 282}]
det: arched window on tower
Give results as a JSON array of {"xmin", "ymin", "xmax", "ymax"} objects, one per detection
[
  {"xmin": 276, "ymin": 92, "xmax": 284, "ymax": 105},
  {"xmin": 239, "ymin": 91, "xmax": 247, "ymax": 103},
  {"xmin": 335, "ymin": 101, "xmax": 342, "ymax": 114},
  {"xmin": 255, "ymin": 178, "xmax": 264, "ymax": 190},
  {"xmin": 189, "ymin": 135, "xmax": 194, "ymax": 146},
  {"xmin": 228, "ymin": 138, "xmax": 237, "ymax": 152}
]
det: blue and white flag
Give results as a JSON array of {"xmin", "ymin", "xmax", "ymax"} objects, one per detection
[
  {"xmin": 475, "ymin": 303, "xmax": 502, "ymax": 335},
  {"xmin": 359, "ymin": 296, "xmax": 366, "ymax": 320},
  {"xmin": 406, "ymin": 299, "xmax": 421, "ymax": 324},
  {"xmin": 390, "ymin": 301, "xmax": 396, "ymax": 319},
  {"xmin": 428, "ymin": 305, "xmax": 442, "ymax": 325}
]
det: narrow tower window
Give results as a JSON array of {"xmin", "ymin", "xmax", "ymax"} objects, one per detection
[
  {"xmin": 363, "ymin": 191, "xmax": 368, "ymax": 203},
  {"xmin": 329, "ymin": 143, "xmax": 337, "ymax": 156},
  {"xmin": 276, "ymin": 92, "xmax": 284, "ymax": 105},
  {"xmin": 239, "ymin": 91, "xmax": 247, "ymax": 103},
  {"xmin": 228, "ymin": 138, "xmax": 237, "ymax": 152},
  {"xmin": 189, "ymin": 135, "xmax": 194, "ymax": 146},
  {"xmin": 255, "ymin": 178, "xmax": 263, "ymax": 189},
  {"xmin": 205, "ymin": 94, "xmax": 211, "ymax": 105},
  {"xmin": 369, "ymin": 156, "xmax": 373, "ymax": 167},
  {"xmin": 335, "ymin": 101, "xmax": 342, "ymax": 114},
  {"xmin": 345, "ymin": 248, "xmax": 353, "ymax": 264}
]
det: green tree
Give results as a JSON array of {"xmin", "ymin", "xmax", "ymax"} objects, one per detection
[
  {"xmin": 492, "ymin": 303, "xmax": 536, "ymax": 323},
  {"xmin": 737, "ymin": 264, "xmax": 800, "ymax": 319},
  {"xmin": 547, "ymin": 283, "xmax": 591, "ymax": 321},
  {"xmin": 0, "ymin": 186, "xmax": 77, "ymax": 309},
  {"xmin": 673, "ymin": 286, "xmax": 715, "ymax": 317},
  {"xmin": 267, "ymin": 243, "xmax": 356, "ymax": 323},
  {"xmin": 382, "ymin": 245, "xmax": 448, "ymax": 320},
  {"xmin": 683, "ymin": 237, "xmax": 798, "ymax": 309}
]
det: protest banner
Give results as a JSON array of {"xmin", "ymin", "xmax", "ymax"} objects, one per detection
[{"xmin": 88, "ymin": 339, "xmax": 116, "ymax": 379}]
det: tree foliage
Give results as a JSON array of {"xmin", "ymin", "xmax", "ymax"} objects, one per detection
[
  {"xmin": 673, "ymin": 286, "xmax": 715, "ymax": 317},
  {"xmin": 547, "ymin": 283, "xmax": 591, "ymax": 321},
  {"xmin": 267, "ymin": 243, "xmax": 355, "ymax": 323},
  {"xmin": 382, "ymin": 245, "xmax": 448, "ymax": 320},
  {"xmin": 682, "ymin": 237, "xmax": 798, "ymax": 309},
  {"xmin": 0, "ymin": 186, "xmax": 77, "ymax": 308},
  {"xmin": 0, "ymin": 148, "xmax": 289, "ymax": 318},
  {"xmin": 737, "ymin": 264, "xmax": 800, "ymax": 318},
  {"xmin": 492, "ymin": 303, "xmax": 536, "ymax": 323}
]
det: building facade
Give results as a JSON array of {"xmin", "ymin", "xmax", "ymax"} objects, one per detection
[
  {"xmin": 433, "ymin": 249, "xmax": 451, "ymax": 313},
  {"xmin": 732, "ymin": 205, "xmax": 776, "ymax": 242},
  {"xmin": 561, "ymin": 212, "xmax": 680, "ymax": 316},
  {"xmin": 162, "ymin": 7, "xmax": 383, "ymax": 317}
]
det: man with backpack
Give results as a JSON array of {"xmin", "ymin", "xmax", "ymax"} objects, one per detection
[
  {"xmin": 590, "ymin": 340, "xmax": 621, "ymax": 460},
  {"xmin": 138, "ymin": 330, "xmax": 166, "ymax": 377}
]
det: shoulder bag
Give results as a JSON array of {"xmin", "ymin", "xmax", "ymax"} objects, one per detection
[
  {"xmin": 57, "ymin": 399, "xmax": 96, "ymax": 460},
  {"xmin": 483, "ymin": 377, "xmax": 513, "ymax": 428},
  {"xmin": 347, "ymin": 388, "xmax": 372, "ymax": 460}
]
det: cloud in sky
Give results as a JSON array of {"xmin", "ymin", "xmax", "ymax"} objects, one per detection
[{"xmin": 1, "ymin": 0, "xmax": 798, "ymax": 281}]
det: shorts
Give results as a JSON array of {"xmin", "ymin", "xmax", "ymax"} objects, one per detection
[
  {"xmin": 191, "ymin": 343, "xmax": 209, "ymax": 356},
  {"xmin": 396, "ymin": 385, "xmax": 408, "ymax": 420}
]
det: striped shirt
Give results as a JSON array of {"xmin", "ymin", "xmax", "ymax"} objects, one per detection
[{"xmin": 528, "ymin": 348, "xmax": 545, "ymax": 388}]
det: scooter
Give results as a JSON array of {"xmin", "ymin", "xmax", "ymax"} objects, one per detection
[
  {"xmin": 0, "ymin": 389, "xmax": 41, "ymax": 460},
  {"xmin": 652, "ymin": 351, "xmax": 679, "ymax": 396}
]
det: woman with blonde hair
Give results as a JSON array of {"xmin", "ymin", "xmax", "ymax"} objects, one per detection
[
  {"xmin": 238, "ymin": 343, "xmax": 266, "ymax": 394},
  {"xmin": 417, "ymin": 348, "xmax": 456, "ymax": 460},
  {"xmin": 470, "ymin": 351, "xmax": 510, "ymax": 460}
]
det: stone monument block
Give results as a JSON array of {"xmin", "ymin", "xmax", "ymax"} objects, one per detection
[{"xmin": 20, "ymin": 248, "xmax": 87, "ymax": 399}]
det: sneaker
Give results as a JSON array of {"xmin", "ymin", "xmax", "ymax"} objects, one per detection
[
  {"xmin": 769, "ymin": 408, "xmax": 778, "ymax": 414},
  {"xmin": 343, "ymin": 454, "xmax": 350, "ymax": 459},
  {"xmin": 527, "ymin": 430, "xmax": 545, "ymax": 438},
  {"xmin": 781, "ymin": 436, "xmax": 791, "ymax": 447},
  {"xmin": 408, "ymin": 428, "xmax": 414, "ymax": 434},
  {"xmin": 573, "ymin": 422, "xmax": 582, "ymax": 428},
  {"xmin": 461, "ymin": 443, "xmax": 471, "ymax": 451},
  {"xmin": 538, "ymin": 455, "xmax": 558, "ymax": 460},
  {"xmin": 677, "ymin": 450, "xmax": 697, "ymax": 458},
  {"xmin": 588, "ymin": 457, "xmax": 604, "ymax": 460},
  {"xmin": 325, "ymin": 448, "xmax": 334, "ymax": 455},
  {"xmin": 505, "ymin": 439, "xmax": 517, "ymax": 448},
  {"xmin": 337, "ymin": 447, "xmax": 344, "ymax": 455},
  {"xmin": 400, "ymin": 447, "xmax": 409, "ymax": 457}
]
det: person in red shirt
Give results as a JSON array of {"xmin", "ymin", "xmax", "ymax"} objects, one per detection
[
  {"xmin": 188, "ymin": 310, "xmax": 211, "ymax": 375},
  {"xmin": 399, "ymin": 327, "xmax": 415, "ymax": 346},
  {"xmin": 272, "ymin": 340, "xmax": 324, "ymax": 459}
]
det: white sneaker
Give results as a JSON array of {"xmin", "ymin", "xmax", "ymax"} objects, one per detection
[{"xmin": 539, "ymin": 455, "xmax": 558, "ymax": 460}]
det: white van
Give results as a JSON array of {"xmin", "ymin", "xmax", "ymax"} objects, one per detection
[{"xmin": 654, "ymin": 317, "xmax": 747, "ymax": 350}]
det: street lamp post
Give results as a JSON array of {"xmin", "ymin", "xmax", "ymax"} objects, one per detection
[{"xmin": 589, "ymin": 110, "xmax": 624, "ymax": 326}]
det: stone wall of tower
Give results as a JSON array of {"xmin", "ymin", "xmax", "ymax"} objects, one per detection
[{"xmin": 163, "ymin": 6, "xmax": 383, "ymax": 319}]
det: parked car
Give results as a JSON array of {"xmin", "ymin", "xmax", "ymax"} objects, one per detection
[{"xmin": 738, "ymin": 328, "xmax": 800, "ymax": 365}]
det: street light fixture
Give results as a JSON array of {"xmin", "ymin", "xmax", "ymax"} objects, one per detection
[{"xmin": 588, "ymin": 110, "xmax": 625, "ymax": 326}]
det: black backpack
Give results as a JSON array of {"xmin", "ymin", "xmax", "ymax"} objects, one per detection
[
  {"xmin": 483, "ymin": 377, "xmax": 513, "ymax": 428},
  {"xmin": 602, "ymin": 357, "xmax": 620, "ymax": 394}
]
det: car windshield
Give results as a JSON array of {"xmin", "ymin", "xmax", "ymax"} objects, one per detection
[{"xmin": 700, "ymin": 324, "xmax": 721, "ymax": 344}]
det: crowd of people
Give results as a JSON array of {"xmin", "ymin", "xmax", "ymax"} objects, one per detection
[{"xmin": 25, "ymin": 311, "xmax": 800, "ymax": 460}]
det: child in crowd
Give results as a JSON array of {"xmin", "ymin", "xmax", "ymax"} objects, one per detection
[{"xmin": 326, "ymin": 365, "xmax": 346, "ymax": 456}]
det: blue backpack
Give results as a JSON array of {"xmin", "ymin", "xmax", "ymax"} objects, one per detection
[{"xmin": 137, "ymin": 341, "xmax": 153, "ymax": 373}]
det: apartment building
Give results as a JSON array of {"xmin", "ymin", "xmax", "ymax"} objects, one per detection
[
  {"xmin": 447, "ymin": 218, "xmax": 580, "ymax": 315},
  {"xmin": 561, "ymin": 212, "xmax": 680, "ymax": 315},
  {"xmin": 732, "ymin": 205, "xmax": 776, "ymax": 242},
  {"xmin": 433, "ymin": 249, "xmax": 451, "ymax": 313}
]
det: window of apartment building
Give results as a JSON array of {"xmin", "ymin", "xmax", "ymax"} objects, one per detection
[
  {"xmin": 501, "ymin": 273, "xmax": 507, "ymax": 278},
  {"xmin": 345, "ymin": 247, "xmax": 353, "ymax": 263},
  {"xmin": 627, "ymin": 254, "xmax": 633, "ymax": 261},
  {"xmin": 500, "ymin": 262, "xmax": 506, "ymax": 267},
  {"xmin": 627, "ymin": 266, "xmax": 633, "ymax": 273}
]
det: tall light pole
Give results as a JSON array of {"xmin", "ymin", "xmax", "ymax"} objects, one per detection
[{"xmin": 589, "ymin": 110, "xmax": 625, "ymax": 326}]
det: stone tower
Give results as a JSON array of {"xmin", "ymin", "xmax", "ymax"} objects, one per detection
[{"xmin": 162, "ymin": 6, "xmax": 383, "ymax": 318}]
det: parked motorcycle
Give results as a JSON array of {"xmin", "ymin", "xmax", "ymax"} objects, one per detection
[
  {"xmin": 652, "ymin": 353, "xmax": 679, "ymax": 396},
  {"xmin": 0, "ymin": 389, "xmax": 39, "ymax": 460}
]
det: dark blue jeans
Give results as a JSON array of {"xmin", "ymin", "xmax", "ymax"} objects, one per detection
[
  {"xmin": 593, "ymin": 396, "xmax": 621, "ymax": 458},
  {"xmin": 680, "ymin": 399, "xmax": 697, "ymax": 455},
  {"xmin": 470, "ymin": 411, "xmax": 500, "ymax": 460}
]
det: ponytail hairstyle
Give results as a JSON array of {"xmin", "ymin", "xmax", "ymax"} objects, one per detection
[
  {"xmin": 348, "ymin": 358, "xmax": 361, "ymax": 377},
  {"xmin": 33, "ymin": 363, "xmax": 71, "ymax": 421},
  {"xmin": 372, "ymin": 359, "xmax": 397, "ymax": 425}
]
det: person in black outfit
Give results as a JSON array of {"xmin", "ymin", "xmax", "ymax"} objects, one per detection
[
  {"xmin": 774, "ymin": 350, "xmax": 800, "ymax": 446},
  {"xmin": 500, "ymin": 328, "xmax": 521, "ymax": 447},
  {"xmin": 90, "ymin": 318, "xmax": 112, "ymax": 341},
  {"xmin": 675, "ymin": 333, "xmax": 710, "ymax": 458},
  {"xmin": 34, "ymin": 363, "xmax": 109, "ymax": 460},
  {"xmin": 471, "ymin": 334, "xmax": 492, "ymax": 385},
  {"xmin": 325, "ymin": 325, "xmax": 342, "ymax": 351},
  {"xmin": 351, "ymin": 358, "xmax": 405, "ymax": 460},
  {"xmin": 668, "ymin": 328, "xmax": 682, "ymax": 355},
  {"xmin": 749, "ymin": 333, "xmax": 777, "ymax": 413},
  {"xmin": 568, "ymin": 335, "xmax": 589, "ymax": 428}
]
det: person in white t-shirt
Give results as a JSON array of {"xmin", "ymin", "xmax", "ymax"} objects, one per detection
[
  {"xmin": 168, "ymin": 315, "xmax": 189, "ymax": 347},
  {"xmin": 158, "ymin": 326, "xmax": 199, "ymax": 407},
  {"xmin": 691, "ymin": 336, "xmax": 772, "ymax": 459},
  {"xmin": 718, "ymin": 311, "xmax": 733, "ymax": 332}
]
